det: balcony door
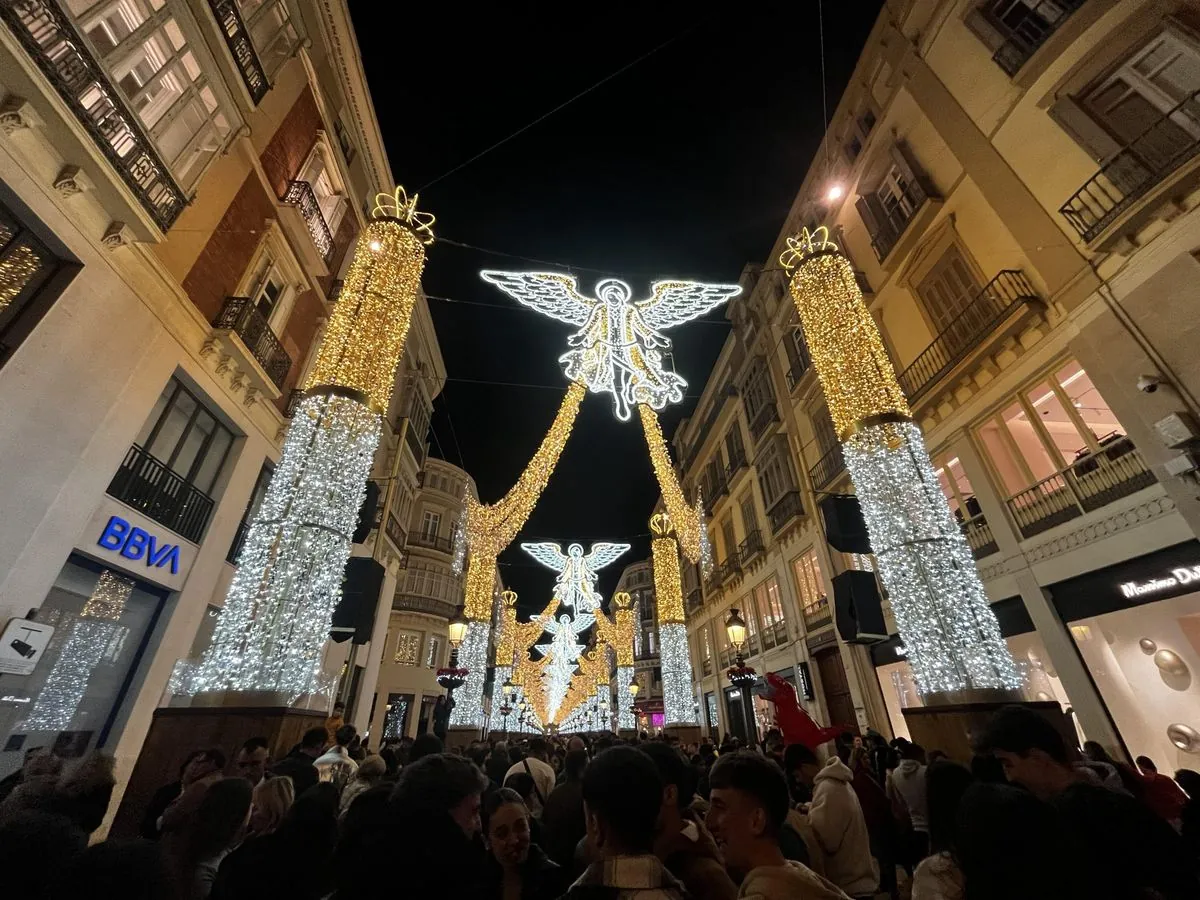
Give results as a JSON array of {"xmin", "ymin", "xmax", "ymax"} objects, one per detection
[{"xmin": 915, "ymin": 244, "xmax": 985, "ymax": 355}]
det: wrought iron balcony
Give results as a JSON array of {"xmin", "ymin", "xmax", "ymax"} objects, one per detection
[
  {"xmin": 1005, "ymin": 435, "xmax": 1156, "ymax": 538},
  {"xmin": 868, "ymin": 180, "xmax": 929, "ymax": 262},
  {"xmin": 407, "ymin": 532, "xmax": 454, "ymax": 554},
  {"xmin": 686, "ymin": 588, "xmax": 703, "ymax": 614},
  {"xmin": 283, "ymin": 388, "xmax": 304, "ymax": 418},
  {"xmin": 393, "ymin": 593, "xmax": 457, "ymax": 618},
  {"xmin": 213, "ymin": 297, "xmax": 292, "ymax": 389},
  {"xmin": 107, "ymin": 444, "xmax": 215, "ymax": 543},
  {"xmin": 990, "ymin": 0, "xmax": 1084, "ymax": 76},
  {"xmin": 725, "ymin": 448, "xmax": 748, "ymax": 481},
  {"xmin": 748, "ymin": 400, "xmax": 779, "ymax": 441},
  {"xmin": 719, "ymin": 556, "xmax": 741, "ymax": 583},
  {"xmin": 385, "ymin": 513, "xmax": 407, "ymax": 553},
  {"xmin": 1060, "ymin": 88, "xmax": 1200, "ymax": 244},
  {"xmin": 712, "ymin": 471, "xmax": 730, "ymax": 500},
  {"xmin": 283, "ymin": 180, "xmax": 334, "ymax": 263},
  {"xmin": 208, "ymin": 0, "xmax": 269, "ymax": 103},
  {"xmin": 897, "ymin": 270, "xmax": 1040, "ymax": 403},
  {"xmin": 960, "ymin": 512, "xmax": 999, "ymax": 560},
  {"xmin": 1, "ymin": 0, "xmax": 186, "ymax": 230},
  {"xmin": 738, "ymin": 529, "xmax": 765, "ymax": 567},
  {"xmin": 767, "ymin": 490, "xmax": 804, "ymax": 534},
  {"xmin": 785, "ymin": 332, "xmax": 812, "ymax": 392},
  {"xmin": 705, "ymin": 568, "xmax": 723, "ymax": 595},
  {"xmin": 809, "ymin": 443, "xmax": 845, "ymax": 491},
  {"xmin": 802, "ymin": 595, "xmax": 832, "ymax": 632}
]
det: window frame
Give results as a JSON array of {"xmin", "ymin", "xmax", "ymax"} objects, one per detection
[
  {"xmin": 137, "ymin": 376, "xmax": 236, "ymax": 495},
  {"xmin": 297, "ymin": 136, "xmax": 349, "ymax": 235},
  {"xmin": 235, "ymin": 0, "xmax": 300, "ymax": 78}
]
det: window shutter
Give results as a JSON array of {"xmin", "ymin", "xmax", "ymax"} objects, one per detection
[
  {"xmin": 1049, "ymin": 96, "xmax": 1121, "ymax": 163},
  {"xmin": 855, "ymin": 194, "xmax": 881, "ymax": 235}
]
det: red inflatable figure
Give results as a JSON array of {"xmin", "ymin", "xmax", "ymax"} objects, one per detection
[{"xmin": 764, "ymin": 671, "xmax": 842, "ymax": 750}]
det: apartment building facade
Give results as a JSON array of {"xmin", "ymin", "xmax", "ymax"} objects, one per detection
[
  {"xmin": 680, "ymin": 0, "xmax": 1200, "ymax": 767},
  {"xmin": 0, "ymin": 0, "xmax": 417, "ymax": 805}
]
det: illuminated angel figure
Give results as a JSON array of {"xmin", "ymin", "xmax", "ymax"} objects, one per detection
[
  {"xmin": 520, "ymin": 541, "xmax": 631, "ymax": 614},
  {"xmin": 482, "ymin": 271, "xmax": 742, "ymax": 421}
]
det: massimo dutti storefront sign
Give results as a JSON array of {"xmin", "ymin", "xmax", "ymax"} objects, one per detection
[{"xmin": 1050, "ymin": 541, "xmax": 1200, "ymax": 623}]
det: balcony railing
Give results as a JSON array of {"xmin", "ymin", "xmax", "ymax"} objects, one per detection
[
  {"xmin": 802, "ymin": 596, "xmax": 832, "ymax": 631},
  {"xmin": 990, "ymin": 0, "xmax": 1084, "ymax": 76},
  {"xmin": 393, "ymin": 593, "xmax": 457, "ymax": 618},
  {"xmin": 385, "ymin": 513, "xmax": 407, "ymax": 552},
  {"xmin": 785, "ymin": 334, "xmax": 812, "ymax": 392},
  {"xmin": 810, "ymin": 443, "xmax": 846, "ymax": 491},
  {"xmin": 283, "ymin": 389, "xmax": 304, "ymax": 418},
  {"xmin": 107, "ymin": 444, "xmax": 215, "ymax": 543},
  {"xmin": 686, "ymin": 588, "xmax": 703, "ymax": 614},
  {"xmin": 213, "ymin": 297, "xmax": 292, "ymax": 389},
  {"xmin": 719, "ymin": 556, "xmax": 741, "ymax": 583},
  {"xmin": 711, "ymin": 471, "xmax": 729, "ymax": 500},
  {"xmin": 767, "ymin": 490, "xmax": 804, "ymax": 534},
  {"xmin": 208, "ymin": 0, "xmax": 269, "ymax": 103},
  {"xmin": 770, "ymin": 620, "xmax": 788, "ymax": 646},
  {"xmin": 897, "ymin": 270, "xmax": 1040, "ymax": 402},
  {"xmin": 738, "ymin": 530, "xmax": 765, "ymax": 567},
  {"xmin": 283, "ymin": 180, "xmax": 334, "ymax": 263},
  {"xmin": 705, "ymin": 569, "xmax": 723, "ymax": 595},
  {"xmin": 869, "ymin": 180, "xmax": 929, "ymax": 262},
  {"xmin": 725, "ymin": 448, "xmax": 748, "ymax": 481},
  {"xmin": 748, "ymin": 400, "xmax": 780, "ymax": 442},
  {"xmin": 408, "ymin": 532, "xmax": 454, "ymax": 554},
  {"xmin": 1005, "ymin": 436, "xmax": 1156, "ymax": 538},
  {"xmin": 1060, "ymin": 89, "xmax": 1200, "ymax": 244},
  {"xmin": 1, "ymin": 0, "xmax": 186, "ymax": 230},
  {"xmin": 961, "ymin": 512, "xmax": 999, "ymax": 560}
]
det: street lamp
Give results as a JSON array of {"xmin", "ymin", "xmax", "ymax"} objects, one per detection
[
  {"xmin": 437, "ymin": 606, "xmax": 469, "ymax": 699},
  {"xmin": 499, "ymin": 677, "xmax": 514, "ymax": 736},
  {"xmin": 724, "ymin": 608, "xmax": 757, "ymax": 687}
]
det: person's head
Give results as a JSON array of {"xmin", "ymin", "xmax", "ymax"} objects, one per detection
[
  {"xmin": 503, "ymin": 771, "xmax": 535, "ymax": 807},
  {"xmin": 236, "ymin": 737, "xmax": 270, "ymax": 784},
  {"xmin": 185, "ymin": 777, "xmax": 252, "ymax": 863},
  {"xmin": 1135, "ymin": 755, "xmax": 1157, "ymax": 775},
  {"xmin": 782, "ymin": 742, "xmax": 820, "ymax": 786},
  {"xmin": 924, "ymin": 760, "xmax": 975, "ymax": 855},
  {"xmin": 483, "ymin": 787, "xmax": 532, "ymax": 868},
  {"xmin": 953, "ymin": 782, "xmax": 1084, "ymax": 898},
  {"xmin": 356, "ymin": 754, "xmax": 386, "ymax": 782},
  {"xmin": 335, "ymin": 724, "xmax": 357, "ymax": 749},
  {"xmin": 182, "ymin": 748, "xmax": 224, "ymax": 785},
  {"xmin": 332, "ymin": 701, "xmax": 345, "ymax": 716},
  {"xmin": 409, "ymin": 732, "xmax": 444, "ymax": 763},
  {"xmin": 705, "ymin": 751, "xmax": 789, "ymax": 869},
  {"xmin": 564, "ymin": 748, "xmax": 589, "ymax": 782},
  {"xmin": 1174, "ymin": 768, "xmax": 1200, "ymax": 797},
  {"xmin": 54, "ymin": 752, "xmax": 117, "ymax": 834},
  {"xmin": 392, "ymin": 753, "xmax": 488, "ymax": 839},
  {"xmin": 56, "ymin": 837, "xmax": 173, "ymax": 900},
  {"xmin": 278, "ymin": 782, "xmax": 339, "ymax": 848},
  {"xmin": 640, "ymin": 742, "xmax": 695, "ymax": 826},
  {"xmin": 1082, "ymin": 740, "xmax": 1113, "ymax": 764},
  {"xmin": 567, "ymin": 736, "xmax": 586, "ymax": 753},
  {"xmin": 22, "ymin": 748, "xmax": 62, "ymax": 781},
  {"xmin": 527, "ymin": 737, "xmax": 549, "ymax": 762},
  {"xmin": 299, "ymin": 728, "xmax": 327, "ymax": 758},
  {"xmin": 973, "ymin": 706, "xmax": 1073, "ymax": 799},
  {"xmin": 582, "ymin": 746, "xmax": 662, "ymax": 857},
  {"xmin": 249, "ymin": 775, "xmax": 294, "ymax": 835},
  {"xmin": 927, "ymin": 749, "xmax": 948, "ymax": 763},
  {"xmin": 900, "ymin": 742, "xmax": 925, "ymax": 763}
]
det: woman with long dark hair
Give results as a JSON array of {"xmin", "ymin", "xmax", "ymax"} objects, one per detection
[{"xmin": 481, "ymin": 788, "xmax": 568, "ymax": 900}]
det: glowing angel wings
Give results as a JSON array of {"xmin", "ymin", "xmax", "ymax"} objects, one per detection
[
  {"xmin": 519, "ymin": 542, "xmax": 571, "ymax": 572},
  {"xmin": 637, "ymin": 281, "xmax": 742, "ymax": 330},
  {"xmin": 519, "ymin": 541, "xmax": 631, "ymax": 573},
  {"xmin": 584, "ymin": 542, "xmax": 632, "ymax": 572},
  {"xmin": 480, "ymin": 271, "xmax": 741, "ymax": 332}
]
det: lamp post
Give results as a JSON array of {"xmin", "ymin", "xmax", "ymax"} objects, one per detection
[
  {"xmin": 724, "ymin": 608, "xmax": 757, "ymax": 744},
  {"xmin": 518, "ymin": 697, "xmax": 528, "ymax": 734},
  {"xmin": 499, "ymin": 677, "xmax": 514, "ymax": 736},
  {"xmin": 437, "ymin": 607, "xmax": 469, "ymax": 704}
]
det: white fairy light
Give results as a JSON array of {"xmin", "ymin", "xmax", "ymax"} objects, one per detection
[
  {"xmin": 190, "ymin": 393, "xmax": 381, "ymax": 700},
  {"xmin": 843, "ymin": 422, "xmax": 1022, "ymax": 693},
  {"xmin": 659, "ymin": 623, "xmax": 697, "ymax": 727},
  {"xmin": 617, "ymin": 664, "xmax": 635, "ymax": 730},
  {"xmin": 481, "ymin": 271, "xmax": 741, "ymax": 421},
  {"xmin": 448, "ymin": 620, "xmax": 490, "ymax": 728},
  {"xmin": 520, "ymin": 542, "xmax": 630, "ymax": 613}
]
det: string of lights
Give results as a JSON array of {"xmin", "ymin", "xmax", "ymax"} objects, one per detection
[
  {"xmin": 651, "ymin": 513, "xmax": 698, "ymax": 727},
  {"xmin": 781, "ymin": 229, "xmax": 1021, "ymax": 695},
  {"xmin": 638, "ymin": 404, "xmax": 710, "ymax": 568}
]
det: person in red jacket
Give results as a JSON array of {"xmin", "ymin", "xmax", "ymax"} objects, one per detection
[{"xmin": 1137, "ymin": 756, "xmax": 1189, "ymax": 824}]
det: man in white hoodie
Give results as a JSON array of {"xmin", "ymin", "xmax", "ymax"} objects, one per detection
[
  {"xmin": 706, "ymin": 751, "xmax": 850, "ymax": 900},
  {"xmin": 794, "ymin": 748, "xmax": 879, "ymax": 899}
]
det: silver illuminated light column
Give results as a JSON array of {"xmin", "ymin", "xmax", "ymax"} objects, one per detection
[{"xmin": 780, "ymin": 229, "xmax": 1021, "ymax": 697}]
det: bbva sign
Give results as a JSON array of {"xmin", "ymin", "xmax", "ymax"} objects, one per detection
[{"xmin": 97, "ymin": 515, "xmax": 182, "ymax": 575}]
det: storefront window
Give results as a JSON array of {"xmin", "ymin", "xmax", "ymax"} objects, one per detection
[
  {"xmin": 793, "ymin": 550, "xmax": 829, "ymax": 627},
  {"xmin": 1069, "ymin": 593, "xmax": 1200, "ymax": 768},
  {"xmin": 934, "ymin": 453, "xmax": 980, "ymax": 520},
  {"xmin": 0, "ymin": 556, "xmax": 166, "ymax": 777}
]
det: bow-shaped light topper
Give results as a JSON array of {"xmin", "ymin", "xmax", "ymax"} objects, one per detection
[
  {"xmin": 372, "ymin": 185, "xmax": 436, "ymax": 244},
  {"xmin": 650, "ymin": 512, "xmax": 675, "ymax": 537},
  {"xmin": 779, "ymin": 226, "xmax": 840, "ymax": 272}
]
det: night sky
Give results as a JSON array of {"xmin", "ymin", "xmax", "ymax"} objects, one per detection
[{"xmin": 352, "ymin": 3, "xmax": 881, "ymax": 614}]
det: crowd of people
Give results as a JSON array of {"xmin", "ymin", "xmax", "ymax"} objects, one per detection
[{"xmin": 2, "ymin": 703, "xmax": 1199, "ymax": 899}]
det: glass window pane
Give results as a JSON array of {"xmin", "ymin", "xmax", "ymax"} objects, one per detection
[
  {"xmin": 192, "ymin": 425, "xmax": 231, "ymax": 493},
  {"xmin": 1057, "ymin": 362, "xmax": 1125, "ymax": 443},
  {"xmin": 145, "ymin": 388, "xmax": 194, "ymax": 461},
  {"xmin": 1001, "ymin": 399, "xmax": 1059, "ymax": 483},
  {"xmin": 1024, "ymin": 380, "xmax": 1082, "ymax": 463},
  {"xmin": 978, "ymin": 413, "xmax": 1029, "ymax": 495}
]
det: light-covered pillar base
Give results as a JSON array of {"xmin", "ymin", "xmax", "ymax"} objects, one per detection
[
  {"xmin": 842, "ymin": 420, "xmax": 1022, "ymax": 695},
  {"xmin": 448, "ymin": 620, "xmax": 490, "ymax": 728},
  {"xmin": 188, "ymin": 393, "xmax": 381, "ymax": 701},
  {"xmin": 616, "ymin": 665, "xmax": 635, "ymax": 730},
  {"xmin": 660, "ymin": 622, "xmax": 698, "ymax": 726}
]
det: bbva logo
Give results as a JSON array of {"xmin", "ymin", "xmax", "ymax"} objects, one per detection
[{"xmin": 97, "ymin": 515, "xmax": 181, "ymax": 575}]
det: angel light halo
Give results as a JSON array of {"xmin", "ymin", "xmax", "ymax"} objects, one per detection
[{"xmin": 481, "ymin": 270, "xmax": 742, "ymax": 421}]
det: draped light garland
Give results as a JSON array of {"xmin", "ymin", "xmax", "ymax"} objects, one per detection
[
  {"xmin": 780, "ymin": 228, "xmax": 1020, "ymax": 695},
  {"xmin": 651, "ymin": 513, "xmax": 698, "ymax": 726},
  {"xmin": 189, "ymin": 188, "xmax": 433, "ymax": 701},
  {"xmin": 639, "ymin": 404, "xmax": 712, "ymax": 571}
]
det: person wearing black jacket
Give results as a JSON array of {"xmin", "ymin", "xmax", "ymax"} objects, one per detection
[
  {"xmin": 268, "ymin": 728, "xmax": 324, "ymax": 797},
  {"xmin": 481, "ymin": 787, "xmax": 569, "ymax": 900}
]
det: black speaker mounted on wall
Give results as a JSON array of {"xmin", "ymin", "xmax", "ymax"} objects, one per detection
[
  {"xmin": 819, "ymin": 494, "xmax": 872, "ymax": 554},
  {"xmin": 832, "ymin": 569, "xmax": 888, "ymax": 644},
  {"xmin": 331, "ymin": 557, "xmax": 385, "ymax": 644}
]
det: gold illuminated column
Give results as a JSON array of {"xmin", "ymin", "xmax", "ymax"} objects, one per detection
[
  {"xmin": 651, "ymin": 513, "xmax": 699, "ymax": 726},
  {"xmin": 487, "ymin": 590, "xmax": 518, "ymax": 733},
  {"xmin": 780, "ymin": 229, "xmax": 1020, "ymax": 696},
  {"xmin": 596, "ymin": 591, "xmax": 637, "ymax": 731},
  {"xmin": 190, "ymin": 189, "xmax": 434, "ymax": 702}
]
